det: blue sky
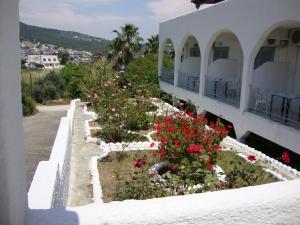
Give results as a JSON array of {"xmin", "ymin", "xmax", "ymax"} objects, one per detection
[{"xmin": 19, "ymin": 0, "xmax": 195, "ymax": 40}]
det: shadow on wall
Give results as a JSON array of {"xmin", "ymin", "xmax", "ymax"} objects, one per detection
[
  {"xmin": 27, "ymin": 208, "xmax": 79, "ymax": 225},
  {"xmin": 245, "ymin": 133, "xmax": 300, "ymax": 170}
]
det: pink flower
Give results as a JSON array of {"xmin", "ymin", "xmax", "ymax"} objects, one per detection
[
  {"xmin": 282, "ymin": 151, "xmax": 290, "ymax": 164},
  {"xmin": 247, "ymin": 155, "xmax": 256, "ymax": 161},
  {"xmin": 111, "ymin": 108, "xmax": 116, "ymax": 112}
]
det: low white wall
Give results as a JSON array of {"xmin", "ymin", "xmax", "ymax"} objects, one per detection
[
  {"xmin": 27, "ymin": 178, "xmax": 300, "ymax": 225},
  {"xmin": 28, "ymin": 99, "xmax": 78, "ymax": 209}
]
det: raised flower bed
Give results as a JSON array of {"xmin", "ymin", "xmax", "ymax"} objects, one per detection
[{"xmin": 89, "ymin": 110, "xmax": 299, "ymax": 203}]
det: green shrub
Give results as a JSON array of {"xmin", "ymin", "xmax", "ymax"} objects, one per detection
[
  {"xmin": 22, "ymin": 95, "xmax": 36, "ymax": 116},
  {"xmin": 21, "ymin": 81, "xmax": 37, "ymax": 116},
  {"xmin": 60, "ymin": 63, "xmax": 84, "ymax": 98},
  {"xmin": 33, "ymin": 71, "xmax": 65, "ymax": 103}
]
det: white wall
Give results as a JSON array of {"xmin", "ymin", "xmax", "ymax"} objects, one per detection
[
  {"xmin": 0, "ymin": 0, "xmax": 27, "ymax": 224},
  {"xmin": 27, "ymin": 178, "xmax": 300, "ymax": 225},
  {"xmin": 28, "ymin": 100, "xmax": 77, "ymax": 209},
  {"xmin": 208, "ymin": 59, "xmax": 241, "ymax": 80},
  {"xmin": 253, "ymin": 62, "xmax": 288, "ymax": 92}
]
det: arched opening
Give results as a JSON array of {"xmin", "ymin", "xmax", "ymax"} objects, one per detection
[
  {"xmin": 205, "ymin": 31, "xmax": 243, "ymax": 107},
  {"xmin": 159, "ymin": 38, "xmax": 175, "ymax": 85},
  {"xmin": 248, "ymin": 22, "xmax": 300, "ymax": 129},
  {"xmin": 177, "ymin": 35, "xmax": 201, "ymax": 93}
]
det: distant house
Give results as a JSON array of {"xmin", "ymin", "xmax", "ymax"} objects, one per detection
[{"xmin": 27, "ymin": 55, "xmax": 61, "ymax": 69}]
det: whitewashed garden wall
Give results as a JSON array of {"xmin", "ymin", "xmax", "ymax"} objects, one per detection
[{"xmin": 28, "ymin": 99, "xmax": 79, "ymax": 209}]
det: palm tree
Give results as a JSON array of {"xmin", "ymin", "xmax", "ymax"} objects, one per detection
[
  {"xmin": 144, "ymin": 35, "xmax": 159, "ymax": 55},
  {"xmin": 109, "ymin": 24, "xmax": 143, "ymax": 69}
]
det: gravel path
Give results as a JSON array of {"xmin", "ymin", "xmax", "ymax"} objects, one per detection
[
  {"xmin": 67, "ymin": 102, "xmax": 101, "ymax": 206},
  {"xmin": 23, "ymin": 105, "xmax": 69, "ymax": 190}
]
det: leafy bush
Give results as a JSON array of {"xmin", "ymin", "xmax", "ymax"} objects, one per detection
[
  {"xmin": 121, "ymin": 54, "xmax": 173, "ymax": 101},
  {"xmin": 60, "ymin": 63, "xmax": 84, "ymax": 98},
  {"xmin": 21, "ymin": 81, "xmax": 37, "ymax": 116},
  {"xmin": 33, "ymin": 71, "xmax": 65, "ymax": 103}
]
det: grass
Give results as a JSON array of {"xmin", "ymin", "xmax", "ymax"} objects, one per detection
[
  {"xmin": 218, "ymin": 151, "xmax": 278, "ymax": 186},
  {"xmin": 98, "ymin": 151, "xmax": 156, "ymax": 203},
  {"xmin": 97, "ymin": 150, "xmax": 278, "ymax": 203},
  {"xmin": 21, "ymin": 68, "xmax": 60, "ymax": 83}
]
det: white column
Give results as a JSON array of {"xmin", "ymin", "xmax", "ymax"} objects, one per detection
[{"xmin": 0, "ymin": 0, "xmax": 27, "ymax": 224}]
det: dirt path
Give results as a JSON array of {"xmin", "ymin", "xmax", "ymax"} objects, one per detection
[
  {"xmin": 23, "ymin": 105, "xmax": 69, "ymax": 190},
  {"xmin": 67, "ymin": 102, "xmax": 101, "ymax": 206}
]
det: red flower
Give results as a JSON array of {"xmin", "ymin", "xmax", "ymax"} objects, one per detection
[
  {"xmin": 207, "ymin": 164, "xmax": 213, "ymax": 170},
  {"xmin": 227, "ymin": 124, "xmax": 233, "ymax": 129},
  {"xmin": 188, "ymin": 112, "xmax": 194, "ymax": 117},
  {"xmin": 183, "ymin": 133, "xmax": 190, "ymax": 140},
  {"xmin": 160, "ymin": 137, "xmax": 168, "ymax": 143},
  {"xmin": 156, "ymin": 123, "xmax": 162, "ymax": 131},
  {"xmin": 282, "ymin": 151, "xmax": 290, "ymax": 164},
  {"xmin": 133, "ymin": 158, "xmax": 146, "ymax": 168},
  {"xmin": 187, "ymin": 145, "xmax": 202, "ymax": 154},
  {"xmin": 247, "ymin": 155, "xmax": 256, "ymax": 161},
  {"xmin": 167, "ymin": 127, "xmax": 176, "ymax": 133},
  {"xmin": 150, "ymin": 142, "xmax": 155, "ymax": 148},
  {"xmin": 151, "ymin": 152, "xmax": 157, "ymax": 158},
  {"xmin": 215, "ymin": 145, "xmax": 222, "ymax": 150}
]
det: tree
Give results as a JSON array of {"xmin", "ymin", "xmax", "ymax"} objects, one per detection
[
  {"xmin": 109, "ymin": 24, "xmax": 143, "ymax": 69},
  {"xmin": 144, "ymin": 35, "xmax": 159, "ymax": 55},
  {"xmin": 60, "ymin": 64, "xmax": 84, "ymax": 98},
  {"xmin": 58, "ymin": 51, "xmax": 70, "ymax": 65}
]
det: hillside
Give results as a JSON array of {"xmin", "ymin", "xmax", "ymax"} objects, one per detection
[{"xmin": 20, "ymin": 22, "xmax": 111, "ymax": 54}]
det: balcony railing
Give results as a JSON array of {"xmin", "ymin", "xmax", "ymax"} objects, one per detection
[
  {"xmin": 205, "ymin": 75, "xmax": 241, "ymax": 107},
  {"xmin": 248, "ymin": 86, "xmax": 300, "ymax": 129},
  {"xmin": 159, "ymin": 67, "xmax": 174, "ymax": 85},
  {"xmin": 178, "ymin": 71, "xmax": 200, "ymax": 93}
]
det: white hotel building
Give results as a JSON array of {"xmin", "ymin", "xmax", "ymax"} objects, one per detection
[
  {"xmin": 27, "ymin": 55, "xmax": 60, "ymax": 69},
  {"xmin": 158, "ymin": 0, "xmax": 300, "ymax": 155}
]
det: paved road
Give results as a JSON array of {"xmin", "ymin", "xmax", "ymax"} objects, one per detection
[{"xmin": 23, "ymin": 105, "xmax": 69, "ymax": 190}]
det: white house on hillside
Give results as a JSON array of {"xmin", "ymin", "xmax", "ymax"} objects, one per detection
[
  {"xmin": 158, "ymin": 0, "xmax": 300, "ymax": 154},
  {"xmin": 27, "ymin": 55, "xmax": 60, "ymax": 69}
]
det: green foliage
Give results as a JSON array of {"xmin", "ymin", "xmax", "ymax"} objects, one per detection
[
  {"xmin": 109, "ymin": 24, "xmax": 143, "ymax": 68},
  {"xmin": 33, "ymin": 71, "xmax": 65, "ymax": 103},
  {"xmin": 20, "ymin": 22, "xmax": 111, "ymax": 53},
  {"xmin": 58, "ymin": 51, "xmax": 70, "ymax": 65},
  {"xmin": 122, "ymin": 54, "xmax": 173, "ymax": 101},
  {"xmin": 21, "ymin": 81, "xmax": 37, "ymax": 116},
  {"xmin": 60, "ymin": 63, "xmax": 84, "ymax": 98},
  {"xmin": 144, "ymin": 35, "xmax": 159, "ymax": 55}
]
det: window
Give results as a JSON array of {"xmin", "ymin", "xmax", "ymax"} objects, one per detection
[
  {"xmin": 48, "ymin": 58, "xmax": 51, "ymax": 61},
  {"xmin": 190, "ymin": 47, "xmax": 200, "ymax": 57},
  {"xmin": 43, "ymin": 59, "xmax": 46, "ymax": 62},
  {"xmin": 53, "ymin": 58, "xmax": 56, "ymax": 61},
  {"xmin": 254, "ymin": 47, "xmax": 275, "ymax": 69},
  {"xmin": 213, "ymin": 47, "xmax": 229, "ymax": 61}
]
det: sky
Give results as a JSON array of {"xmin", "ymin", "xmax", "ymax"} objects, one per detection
[{"xmin": 19, "ymin": 0, "xmax": 196, "ymax": 40}]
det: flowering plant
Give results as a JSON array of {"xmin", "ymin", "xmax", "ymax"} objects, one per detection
[{"xmin": 153, "ymin": 111, "xmax": 228, "ymax": 193}]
